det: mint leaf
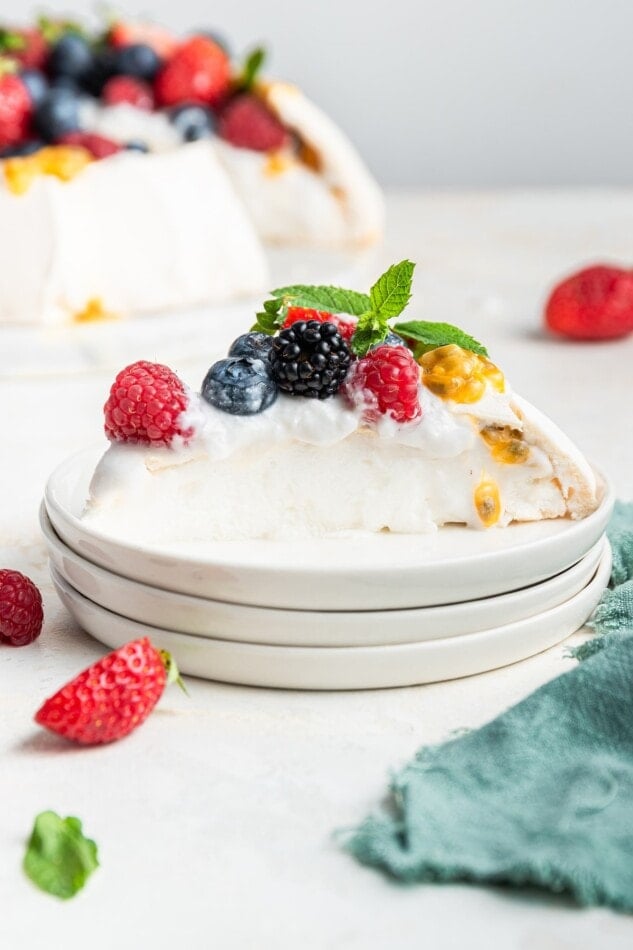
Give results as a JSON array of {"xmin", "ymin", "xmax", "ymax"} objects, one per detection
[
  {"xmin": 393, "ymin": 320, "xmax": 488, "ymax": 356},
  {"xmin": 369, "ymin": 260, "xmax": 415, "ymax": 321},
  {"xmin": 241, "ymin": 47, "xmax": 266, "ymax": 91},
  {"xmin": 270, "ymin": 284, "xmax": 370, "ymax": 316},
  {"xmin": 0, "ymin": 29, "xmax": 26, "ymax": 52},
  {"xmin": 251, "ymin": 297, "xmax": 285, "ymax": 335},
  {"xmin": 24, "ymin": 811, "xmax": 99, "ymax": 900},
  {"xmin": 349, "ymin": 312, "xmax": 388, "ymax": 356}
]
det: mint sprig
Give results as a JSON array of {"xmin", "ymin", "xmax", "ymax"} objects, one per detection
[
  {"xmin": 24, "ymin": 811, "xmax": 99, "ymax": 900},
  {"xmin": 392, "ymin": 320, "xmax": 488, "ymax": 357},
  {"xmin": 251, "ymin": 284, "xmax": 370, "ymax": 334},
  {"xmin": 240, "ymin": 46, "xmax": 266, "ymax": 92},
  {"xmin": 0, "ymin": 29, "xmax": 26, "ymax": 53},
  {"xmin": 350, "ymin": 260, "xmax": 415, "ymax": 356}
]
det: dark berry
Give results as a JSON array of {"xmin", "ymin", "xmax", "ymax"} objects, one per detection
[
  {"xmin": 0, "ymin": 139, "xmax": 44, "ymax": 158},
  {"xmin": 370, "ymin": 331, "xmax": 407, "ymax": 350},
  {"xmin": 125, "ymin": 139, "xmax": 149, "ymax": 153},
  {"xmin": 201, "ymin": 358, "xmax": 278, "ymax": 415},
  {"xmin": 48, "ymin": 33, "xmax": 94, "ymax": 82},
  {"xmin": 111, "ymin": 43, "xmax": 162, "ymax": 80},
  {"xmin": 169, "ymin": 103, "xmax": 215, "ymax": 142},
  {"xmin": 269, "ymin": 321, "xmax": 352, "ymax": 399},
  {"xmin": 20, "ymin": 69, "xmax": 48, "ymax": 107},
  {"xmin": 80, "ymin": 49, "xmax": 117, "ymax": 96},
  {"xmin": 52, "ymin": 75, "xmax": 82, "ymax": 94},
  {"xmin": 228, "ymin": 332, "xmax": 273, "ymax": 362},
  {"xmin": 34, "ymin": 88, "xmax": 80, "ymax": 141}
]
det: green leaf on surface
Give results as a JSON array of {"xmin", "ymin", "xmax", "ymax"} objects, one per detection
[
  {"xmin": 392, "ymin": 320, "xmax": 489, "ymax": 356},
  {"xmin": 23, "ymin": 811, "xmax": 99, "ymax": 900}
]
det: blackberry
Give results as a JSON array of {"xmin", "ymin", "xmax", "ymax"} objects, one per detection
[{"xmin": 269, "ymin": 321, "xmax": 352, "ymax": 399}]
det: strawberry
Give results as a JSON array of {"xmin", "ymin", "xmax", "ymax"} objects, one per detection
[
  {"xmin": 0, "ymin": 68, "xmax": 31, "ymax": 150},
  {"xmin": 34, "ymin": 637, "xmax": 183, "ymax": 745},
  {"xmin": 545, "ymin": 264, "xmax": 633, "ymax": 341},
  {"xmin": 57, "ymin": 131, "xmax": 122, "ymax": 159},
  {"xmin": 218, "ymin": 93, "xmax": 288, "ymax": 151},
  {"xmin": 102, "ymin": 75, "xmax": 154, "ymax": 110},
  {"xmin": 0, "ymin": 27, "xmax": 49, "ymax": 70},
  {"xmin": 283, "ymin": 306, "xmax": 357, "ymax": 344},
  {"xmin": 154, "ymin": 36, "xmax": 230, "ymax": 108},
  {"xmin": 109, "ymin": 20, "xmax": 178, "ymax": 59}
]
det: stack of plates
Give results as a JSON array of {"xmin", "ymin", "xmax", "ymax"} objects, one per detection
[{"xmin": 42, "ymin": 447, "xmax": 614, "ymax": 690}]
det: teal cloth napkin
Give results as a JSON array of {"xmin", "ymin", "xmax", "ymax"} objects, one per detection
[{"xmin": 344, "ymin": 502, "xmax": 633, "ymax": 911}]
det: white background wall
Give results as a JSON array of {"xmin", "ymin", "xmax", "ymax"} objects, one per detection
[{"xmin": 3, "ymin": 0, "xmax": 632, "ymax": 186}]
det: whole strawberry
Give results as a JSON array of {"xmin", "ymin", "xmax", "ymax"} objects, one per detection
[
  {"xmin": 0, "ymin": 570, "xmax": 43, "ymax": 646},
  {"xmin": 283, "ymin": 306, "xmax": 357, "ymax": 344},
  {"xmin": 0, "ymin": 67, "xmax": 31, "ymax": 149},
  {"xmin": 104, "ymin": 360, "xmax": 193, "ymax": 446},
  {"xmin": 218, "ymin": 93, "xmax": 288, "ymax": 151},
  {"xmin": 344, "ymin": 344, "xmax": 422, "ymax": 423},
  {"xmin": 35, "ymin": 637, "xmax": 182, "ymax": 744},
  {"xmin": 154, "ymin": 36, "xmax": 230, "ymax": 107},
  {"xmin": 545, "ymin": 264, "xmax": 633, "ymax": 341}
]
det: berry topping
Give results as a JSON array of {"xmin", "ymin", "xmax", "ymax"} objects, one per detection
[
  {"xmin": 110, "ymin": 42, "xmax": 162, "ymax": 81},
  {"xmin": 34, "ymin": 637, "xmax": 176, "ymax": 744},
  {"xmin": 3, "ymin": 27, "xmax": 49, "ymax": 71},
  {"xmin": 109, "ymin": 21, "xmax": 178, "ymax": 59},
  {"xmin": 269, "ymin": 321, "xmax": 352, "ymax": 399},
  {"xmin": 33, "ymin": 87, "xmax": 80, "ymax": 141},
  {"xmin": 544, "ymin": 264, "xmax": 633, "ymax": 341},
  {"xmin": 344, "ymin": 345, "xmax": 422, "ymax": 422},
  {"xmin": 102, "ymin": 75, "xmax": 154, "ymax": 110},
  {"xmin": 0, "ymin": 71, "xmax": 31, "ymax": 150},
  {"xmin": 228, "ymin": 331, "xmax": 274, "ymax": 361},
  {"xmin": 48, "ymin": 33, "xmax": 93, "ymax": 83},
  {"xmin": 104, "ymin": 360, "xmax": 193, "ymax": 446},
  {"xmin": 283, "ymin": 306, "xmax": 357, "ymax": 344},
  {"xmin": 202, "ymin": 357, "xmax": 278, "ymax": 415},
  {"xmin": 218, "ymin": 93, "xmax": 288, "ymax": 151},
  {"xmin": 57, "ymin": 131, "xmax": 122, "ymax": 159},
  {"xmin": 19, "ymin": 68, "xmax": 48, "ymax": 107},
  {"xmin": 0, "ymin": 570, "xmax": 43, "ymax": 647},
  {"xmin": 125, "ymin": 139, "xmax": 149, "ymax": 153},
  {"xmin": 154, "ymin": 36, "xmax": 230, "ymax": 108},
  {"xmin": 169, "ymin": 103, "xmax": 215, "ymax": 141}
]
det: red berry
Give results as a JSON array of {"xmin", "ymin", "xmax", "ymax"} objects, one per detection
[
  {"xmin": 154, "ymin": 36, "xmax": 230, "ymax": 108},
  {"xmin": 35, "ymin": 638, "xmax": 171, "ymax": 744},
  {"xmin": 0, "ymin": 570, "xmax": 43, "ymax": 647},
  {"xmin": 0, "ymin": 73, "xmax": 31, "ymax": 149},
  {"xmin": 109, "ymin": 21, "xmax": 178, "ymax": 59},
  {"xmin": 283, "ymin": 306, "xmax": 356, "ymax": 344},
  {"xmin": 545, "ymin": 264, "xmax": 633, "ymax": 341},
  {"xmin": 6, "ymin": 28, "xmax": 49, "ymax": 70},
  {"xmin": 218, "ymin": 94, "xmax": 288, "ymax": 152},
  {"xmin": 102, "ymin": 75, "xmax": 154, "ymax": 110},
  {"xmin": 57, "ymin": 131, "xmax": 122, "ymax": 159},
  {"xmin": 104, "ymin": 360, "xmax": 193, "ymax": 446},
  {"xmin": 344, "ymin": 345, "xmax": 422, "ymax": 423}
]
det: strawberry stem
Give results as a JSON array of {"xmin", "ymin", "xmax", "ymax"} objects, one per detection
[{"xmin": 159, "ymin": 649, "xmax": 189, "ymax": 696}]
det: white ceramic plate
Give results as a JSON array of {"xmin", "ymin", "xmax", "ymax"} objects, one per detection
[
  {"xmin": 42, "ymin": 505, "xmax": 607, "ymax": 647},
  {"xmin": 1, "ymin": 247, "xmax": 375, "ymax": 379},
  {"xmin": 51, "ymin": 545, "xmax": 611, "ymax": 690},
  {"xmin": 44, "ymin": 446, "xmax": 614, "ymax": 611}
]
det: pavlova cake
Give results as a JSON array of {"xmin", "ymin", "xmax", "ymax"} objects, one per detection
[
  {"xmin": 83, "ymin": 260, "xmax": 599, "ymax": 542},
  {"xmin": 0, "ymin": 16, "xmax": 383, "ymax": 325}
]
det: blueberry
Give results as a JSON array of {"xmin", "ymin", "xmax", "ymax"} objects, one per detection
[
  {"xmin": 52, "ymin": 75, "xmax": 82, "ymax": 94},
  {"xmin": 0, "ymin": 140, "xmax": 45, "ymax": 158},
  {"xmin": 125, "ymin": 140, "xmax": 150, "ymax": 153},
  {"xmin": 228, "ymin": 332, "xmax": 273, "ymax": 361},
  {"xmin": 370, "ymin": 332, "xmax": 408, "ymax": 351},
  {"xmin": 20, "ymin": 69, "xmax": 48, "ymax": 108},
  {"xmin": 48, "ymin": 33, "xmax": 94, "ymax": 81},
  {"xmin": 201, "ymin": 358, "xmax": 278, "ymax": 415},
  {"xmin": 112, "ymin": 43, "xmax": 161, "ymax": 80},
  {"xmin": 169, "ymin": 104, "xmax": 215, "ymax": 142},
  {"xmin": 34, "ymin": 89, "xmax": 80, "ymax": 142},
  {"xmin": 80, "ymin": 49, "xmax": 117, "ymax": 96}
]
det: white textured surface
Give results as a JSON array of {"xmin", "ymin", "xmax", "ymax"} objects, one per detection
[{"xmin": 2, "ymin": 191, "xmax": 633, "ymax": 948}]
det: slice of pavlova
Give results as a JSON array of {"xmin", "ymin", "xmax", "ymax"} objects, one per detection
[{"xmin": 83, "ymin": 260, "xmax": 599, "ymax": 543}]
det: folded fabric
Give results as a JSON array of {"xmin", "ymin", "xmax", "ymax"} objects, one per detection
[{"xmin": 344, "ymin": 502, "xmax": 633, "ymax": 911}]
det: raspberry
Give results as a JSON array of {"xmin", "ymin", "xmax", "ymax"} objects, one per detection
[
  {"xmin": 57, "ymin": 131, "xmax": 122, "ymax": 159},
  {"xmin": 545, "ymin": 265, "xmax": 633, "ymax": 341},
  {"xmin": 269, "ymin": 320, "xmax": 352, "ymax": 398},
  {"xmin": 8, "ymin": 28, "xmax": 49, "ymax": 70},
  {"xmin": 0, "ymin": 570, "xmax": 43, "ymax": 647},
  {"xmin": 344, "ymin": 345, "xmax": 422, "ymax": 423},
  {"xmin": 154, "ymin": 36, "xmax": 230, "ymax": 108},
  {"xmin": 283, "ymin": 307, "xmax": 357, "ymax": 344},
  {"xmin": 102, "ymin": 75, "xmax": 154, "ymax": 110},
  {"xmin": 35, "ymin": 638, "xmax": 175, "ymax": 744},
  {"xmin": 218, "ymin": 94, "xmax": 288, "ymax": 152},
  {"xmin": 109, "ymin": 21, "xmax": 178, "ymax": 59},
  {"xmin": 104, "ymin": 360, "xmax": 193, "ymax": 446},
  {"xmin": 0, "ymin": 73, "xmax": 32, "ymax": 150}
]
